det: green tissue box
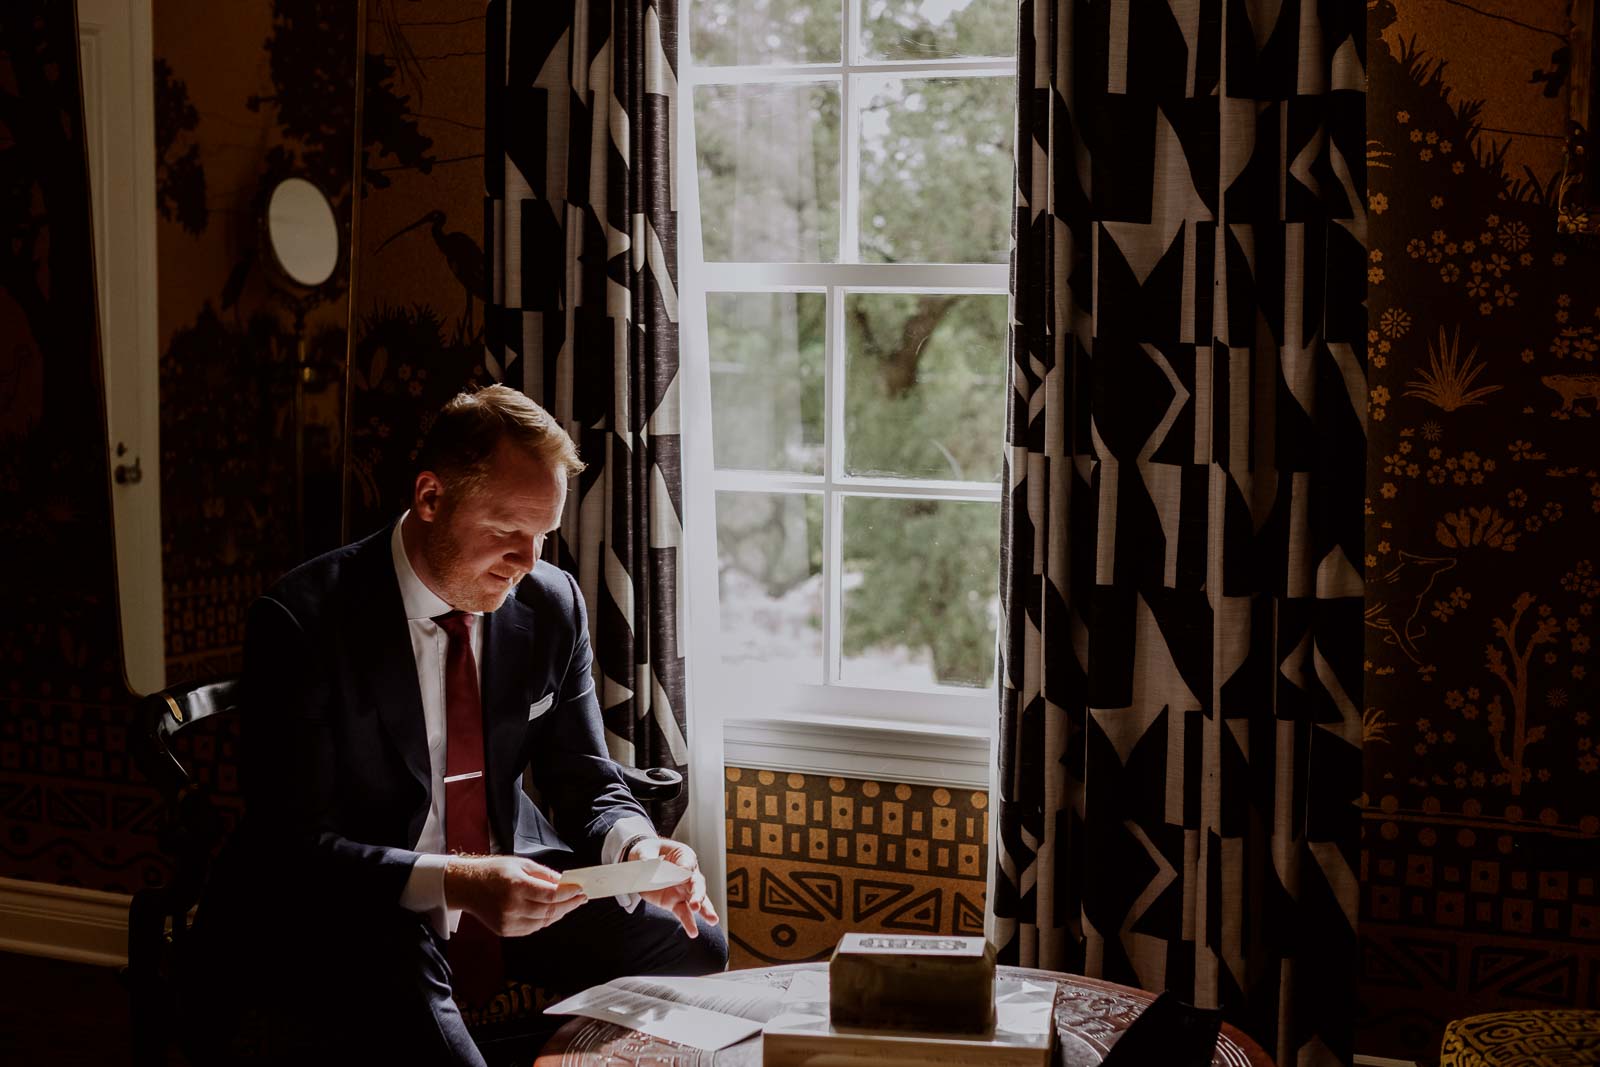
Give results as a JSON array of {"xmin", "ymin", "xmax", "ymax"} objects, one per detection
[{"xmin": 828, "ymin": 933, "xmax": 996, "ymax": 1034}]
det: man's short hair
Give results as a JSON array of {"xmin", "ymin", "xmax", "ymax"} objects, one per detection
[{"xmin": 418, "ymin": 385, "xmax": 584, "ymax": 493}]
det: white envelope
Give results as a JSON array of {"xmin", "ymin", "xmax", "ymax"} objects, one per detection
[{"xmin": 558, "ymin": 856, "xmax": 693, "ymax": 899}]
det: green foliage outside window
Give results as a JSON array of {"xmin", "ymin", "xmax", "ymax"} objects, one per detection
[{"xmin": 695, "ymin": 0, "xmax": 1014, "ymax": 688}]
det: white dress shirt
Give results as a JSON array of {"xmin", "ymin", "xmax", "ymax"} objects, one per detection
[{"xmin": 390, "ymin": 516, "xmax": 654, "ymax": 938}]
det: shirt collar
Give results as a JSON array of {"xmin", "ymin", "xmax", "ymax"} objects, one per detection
[{"xmin": 391, "ymin": 512, "xmax": 477, "ymax": 621}]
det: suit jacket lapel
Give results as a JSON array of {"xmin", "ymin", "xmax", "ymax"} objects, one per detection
[
  {"xmin": 346, "ymin": 527, "xmax": 431, "ymax": 806},
  {"xmin": 481, "ymin": 591, "xmax": 534, "ymax": 852}
]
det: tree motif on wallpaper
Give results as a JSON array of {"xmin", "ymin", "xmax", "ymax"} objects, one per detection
[
  {"xmin": 213, "ymin": 0, "xmax": 368, "ymax": 315},
  {"xmin": 1366, "ymin": 0, "xmax": 1600, "ymax": 788},
  {"xmin": 1404, "ymin": 326, "xmax": 1502, "ymax": 410},
  {"xmin": 361, "ymin": 0, "xmax": 444, "ymax": 191},
  {"xmin": 1482, "ymin": 592, "xmax": 1561, "ymax": 794},
  {"xmin": 1363, "ymin": 2, "xmax": 1600, "ymax": 1055},
  {"xmin": 153, "ymin": 58, "xmax": 206, "ymax": 235},
  {"xmin": 1529, "ymin": 42, "xmax": 1572, "ymax": 99},
  {"xmin": 260, "ymin": 0, "xmax": 443, "ymax": 196},
  {"xmin": 1412, "ymin": 565, "xmax": 1599, "ymax": 795},
  {"xmin": 256, "ymin": 0, "xmax": 362, "ymax": 199}
]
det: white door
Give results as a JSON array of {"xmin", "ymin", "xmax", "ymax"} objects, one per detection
[{"xmin": 77, "ymin": 0, "xmax": 164, "ymax": 695}]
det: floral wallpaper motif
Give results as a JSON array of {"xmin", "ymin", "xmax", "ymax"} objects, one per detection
[{"xmin": 1363, "ymin": 1, "xmax": 1600, "ymax": 1060}]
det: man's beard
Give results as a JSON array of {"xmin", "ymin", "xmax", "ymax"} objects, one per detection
[{"xmin": 420, "ymin": 520, "xmax": 516, "ymax": 613}]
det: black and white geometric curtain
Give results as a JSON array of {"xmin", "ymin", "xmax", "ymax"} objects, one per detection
[
  {"xmin": 485, "ymin": 0, "xmax": 687, "ymax": 832},
  {"xmin": 995, "ymin": 3, "xmax": 1367, "ymax": 1064}
]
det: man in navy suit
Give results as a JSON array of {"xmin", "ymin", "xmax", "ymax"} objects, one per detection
[{"xmin": 191, "ymin": 386, "xmax": 725, "ymax": 1064}]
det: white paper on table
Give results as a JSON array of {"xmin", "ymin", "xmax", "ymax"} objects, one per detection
[
  {"xmin": 996, "ymin": 980, "xmax": 1057, "ymax": 1034},
  {"xmin": 764, "ymin": 970, "xmax": 830, "ymax": 1029},
  {"xmin": 545, "ymin": 975, "xmax": 786, "ymax": 1051},
  {"xmin": 556, "ymin": 856, "xmax": 692, "ymax": 899}
]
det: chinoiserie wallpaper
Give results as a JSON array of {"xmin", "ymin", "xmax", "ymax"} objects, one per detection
[
  {"xmin": 154, "ymin": 0, "xmax": 357, "ymax": 685},
  {"xmin": 4, "ymin": 9, "xmax": 1599, "ymax": 1061},
  {"xmin": 1361, "ymin": 1, "xmax": 1600, "ymax": 1060},
  {"xmin": 344, "ymin": 0, "xmax": 492, "ymax": 537},
  {"xmin": 0, "ymin": 0, "xmax": 362, "ymax": 893},
  {"xmin": 0, "ymin": 2, "xmax": 156, "ymax": 893},
  {"xmin": 722, "ymin": 768, "xmax": 988, "ymax": 967}
]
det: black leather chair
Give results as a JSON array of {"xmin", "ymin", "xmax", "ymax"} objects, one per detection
[{"xmin": 126, "ymin": 676, "xmax": 683, "ymax": 1067}]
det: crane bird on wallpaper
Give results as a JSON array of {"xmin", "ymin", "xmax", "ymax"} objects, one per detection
[
  {"xmin": 1364, "ymin": 551, "xmax": 1459, "ymax": 673},
  {"xmin": 375, "ymin": 209, "xmax": 486, "ymax": 340}
]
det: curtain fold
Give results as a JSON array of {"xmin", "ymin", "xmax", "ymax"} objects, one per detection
[
  {"xmin": 485, "ymin": 0, "xmax": 687, "ymax": 832},
  {"xmin": 995, "ymin": 2, "xmax": 1367, "ymax": 1063}
]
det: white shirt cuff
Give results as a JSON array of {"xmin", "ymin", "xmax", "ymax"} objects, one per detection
[
  {"xmin": 602, "ymin": 815, "xmax": 658, "ymax": 914},
  {"xmin": 399, "ymin": 853, "xmax": 462, "ymax": 939}
]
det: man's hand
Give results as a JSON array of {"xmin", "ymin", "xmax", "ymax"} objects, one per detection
[
  {"xmin": 628, "ymin": 837, "xmax": 720, "ymax": 937},
  {"xmin": 443, "ymin": 855, "xmax": 587, "ymax": 937}
]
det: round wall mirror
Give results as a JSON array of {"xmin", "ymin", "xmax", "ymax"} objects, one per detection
[{"xmin": 265, "ymin": 177, "xmax": 339, "ymax": 287}]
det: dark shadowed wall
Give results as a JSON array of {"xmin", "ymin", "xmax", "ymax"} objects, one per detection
[
  {"xmin": 0, "ymin": 1, "xmax": 159, "ymax": 893},
  {"xmin": 0, "ymin": 0, "xmax": 357, "ymax": 893},
  {"xmin": 1362, "ymin": 1, "xmax": 1600, "ymax": 1059}
]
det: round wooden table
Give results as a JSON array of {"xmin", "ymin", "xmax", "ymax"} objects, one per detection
[{"xmin": 534, "ymin": 963, "xmax": 1276, "ymax": 1066}]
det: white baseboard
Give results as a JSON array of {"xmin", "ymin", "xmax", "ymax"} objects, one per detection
[
  {"xmin": 1355, "ymin": 1056, "xmax": 1420, "ymax": 1067},
  {"xmin": 0, "ymin": 875, "xmax": 130, "ymax": 967}
]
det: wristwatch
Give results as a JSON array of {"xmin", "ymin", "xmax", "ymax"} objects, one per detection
[{"xmin": 619, "ymin": 832, "xmax": 655, "ymax": 862}]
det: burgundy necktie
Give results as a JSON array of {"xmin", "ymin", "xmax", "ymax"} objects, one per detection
[{"xmin": 434, "ymin": 611, "xmax": 503, "ymax": 1004}]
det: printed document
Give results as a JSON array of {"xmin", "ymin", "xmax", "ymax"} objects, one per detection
[{"xmin": 546, "ymin": 974, "xmax": 787, "ymax": 1050}]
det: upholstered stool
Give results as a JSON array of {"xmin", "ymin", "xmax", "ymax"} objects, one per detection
[{"xmin": 1440, "ymin": 1010, "xmax": 1600, "ymax": 1066}]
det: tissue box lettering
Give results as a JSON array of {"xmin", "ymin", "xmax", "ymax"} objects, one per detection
[{"xmin": 828, "ymin": 933, "xmax": 996, "ymax": 1033}]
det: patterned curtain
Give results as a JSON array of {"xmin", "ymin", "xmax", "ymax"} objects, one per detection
[
  {"xmin": 995, "ymin": 3, "xmax": 1367, "ymax": 1064},
  {"xmin": 485, "ymin": 0, "xmax": 687, "ymax": 831}
]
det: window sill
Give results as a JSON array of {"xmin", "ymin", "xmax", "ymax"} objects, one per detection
[{"xmin": 722, "ymin": 714, "xmax": 991, "ymax": 788}]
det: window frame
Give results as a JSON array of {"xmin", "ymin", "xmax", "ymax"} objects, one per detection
[
  {"xmin": 675, "ymin": 0, "xmax": 1016, "ymax": 930},
  {"xmin": 679, "ymin": 0, "xmax": 1017, "ymax": 716}
]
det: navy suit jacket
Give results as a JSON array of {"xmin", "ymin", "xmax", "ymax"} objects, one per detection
[{"xmin": 206, "ymin": 523, "xmax": 650, "ymax": 925}]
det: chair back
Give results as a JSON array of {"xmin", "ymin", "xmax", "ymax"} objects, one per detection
[
  {"xmin": 138, "ymin": 678, "xmax": 243, "ymax": 794},
  {"xmin": 127, "ymin": 676, "xmax": 243, "ymax": 1067}
]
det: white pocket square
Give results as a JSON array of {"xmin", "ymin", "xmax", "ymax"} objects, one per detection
[{"xmin": 527, "ymin": 693, "xmax": 555, "ymax": 720}]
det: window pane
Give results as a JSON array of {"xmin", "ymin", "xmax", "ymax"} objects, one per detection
[
  {"xmin": 843, "ymin": 292, "xmax": 1006, "ymax": 481},
  {"xmin": 858, "ymin": 75, "xmax": 1013, "ymax": 264},
  {"xmin": 709, "ymin": 292, "xmax": 826, "ymax": 473},
  {"xmin": 695, "ymin": 82, "xmax": 841, "ymax": 262},
  {"xmin": 840, "ymin": 496, "xmax": 998, "ymax": 689},
  {"xmin": 861, "ymin": 0, "xmax": 1016, "ymax": 60},
  {"xmin": 690, "ymin": 0, "xmax": 842, "ymax": 65},
  {"xmin": 716, "ymin": 491, "xmax": 824, "ymax": 682}
]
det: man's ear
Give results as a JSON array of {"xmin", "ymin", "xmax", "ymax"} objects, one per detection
[{"xmin": 413, "ymin": 470, "xmax": 446, "ymax": 521}]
